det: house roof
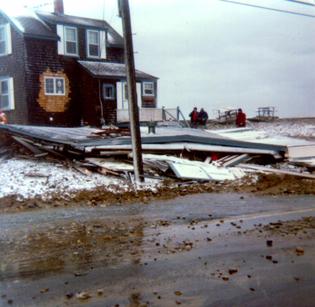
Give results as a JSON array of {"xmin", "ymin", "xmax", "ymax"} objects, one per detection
[
  {"xmin": 0, "ymin": 9, "xmax": 123, "ymax": 46},
  {"xmin": 0, "ymin": 9, "xmax": 58, "ymax": 40},
  {"xmin": 78, "ymin": 61, "xmax": 158, "ymax": 81},
  {"xmin": 14, "ymin": 16, "xmax": 59, "ymax": 40},
  {"xmin": 36, "ymin": 12, "xmax": 124, "ymax": 47}
]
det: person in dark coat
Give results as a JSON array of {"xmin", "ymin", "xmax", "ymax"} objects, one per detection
[
  {"xmin": 198, "ymin": 108, "xmax": 208, "ymax": 128},
  {"xmin": 236, "ymin": 108, "xmax": 246, "ymax": 127},
  {"xmin": 189, "ymin": 107, "xmax": 199, "ymax": 128}
]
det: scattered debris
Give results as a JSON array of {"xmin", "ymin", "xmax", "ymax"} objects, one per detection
[
  {"xmin": 266, "ymin": 240, "xmax": 273, "ymax": 247},
  {"xmin": 76, "ymin": 291, "xmax": 91, "ymax": 300},
  {"xmin": 295, "ymin": 247, "xmax": 305, "ymax": 256},
  {"xmin": 0, "ymin": 120, "xmax": 315, "ymax": 203},
  {"xmin": 228, "ymin": 268, "xmax": 238, "ymax": 275}
]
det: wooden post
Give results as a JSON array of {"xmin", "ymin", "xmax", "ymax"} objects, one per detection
[{"xmin": 118, "ymin": 0, "xmax": 144, "ymax": 183}]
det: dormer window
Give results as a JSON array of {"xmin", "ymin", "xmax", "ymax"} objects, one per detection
[
  {"xmin": 87, "ymin": 30, "xmax": 100, "ymax": 57},
  {"xmin": 65, "ymin": 26, "xmax": 78, "ymax": 55},
  {"xmin": 86, "ymin": 29, "xmax": 106, "ymax": 59},
  {"xmin": 0, "ymin": 24, "xmax": 12, "ymax": 56},
  {"xmin": 56, "ymin": 24, "xmax": 78, "ymax": 57}
]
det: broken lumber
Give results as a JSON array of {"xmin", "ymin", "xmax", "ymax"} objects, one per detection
[{"xmin": 239, "ymin": 164, "xmax": 315, "ymax": 179}]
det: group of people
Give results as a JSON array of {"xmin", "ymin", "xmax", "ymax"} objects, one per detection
[
  {"xmin": 189, "ymin": 107, "xmax": 209, "ymax": 128},
  {"xmin": 189, "ymin": 107, "xmax": 247, "ymax": 128}
]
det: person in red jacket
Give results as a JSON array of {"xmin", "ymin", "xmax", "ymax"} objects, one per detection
[
  {"xmin": 236, "ymin": 108, "xmax": 246, "ymax": 127},
  {"xmin": 189, "ymin": 107, "xmax": 199, "ymax": 128}
]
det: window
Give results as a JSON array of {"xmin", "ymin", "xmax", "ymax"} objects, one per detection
[
  {"xmin": 0, "ymin": 26, "xmax": 5, "ymax": 55},
  {"xmin": 65, "ymin": 26, "xmax": 78, "ymax": 55},
  {"xmin": 143, "ymin": 82, "xmax": 154, "ymax": 96},
  {"xmin": 0, "ymin": 78, "xmax": 14, "ymax": 110},
  {"xmin": 44, "ymin": 77, "xmax": 65, "ymax": 96},
  {"xmin": 0, "ymin": 24, "xmax": 11, "ymax": 56},
  {"xmin": 102, "ymin": 84, "xmax": 115, "ymax": 100},
  {"xmin": 87, "ymin": 30, "xmax": 100, "ymax": 57}
]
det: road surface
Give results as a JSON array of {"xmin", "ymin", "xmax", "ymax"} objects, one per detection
[{"xmin": 0, "ymin": 193, "xmax": 315, "ymax": 306}]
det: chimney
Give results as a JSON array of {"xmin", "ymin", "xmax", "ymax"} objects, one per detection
[{"xmin": 54, "ymin": 0, "xmax": 64, "ymax": 15}]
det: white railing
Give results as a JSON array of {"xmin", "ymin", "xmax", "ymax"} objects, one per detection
[{"xmin": 117, "ymin": 108, "xmax": 179, "ymax": 123}]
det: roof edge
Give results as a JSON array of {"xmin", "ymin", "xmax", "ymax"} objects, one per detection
[{"xmin": 0, "ymin": 9, "xmax": 24, "ymax": 36}]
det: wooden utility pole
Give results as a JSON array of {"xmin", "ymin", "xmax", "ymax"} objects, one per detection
[{"xmin": 118, "ymin": 0, "xmax": 144, "ymax": 183}]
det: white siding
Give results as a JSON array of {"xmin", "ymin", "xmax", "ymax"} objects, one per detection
[
  {"xmin": 116, "ymin": 81, "xmax": 142, "ymax": 110},
  {"xmin": 57, "ymin": 24, "xmax": 64, "ymax": 55},
  {"xmin": 116, "ymin": 81, "xmax": 123, "ymax": 109},
  {"xmin": 8, "ymin": 77, "xmax": 14, "ymax": 110},
  {"xmin": 136, "ymin": 83, "xmax": 141, "ymax": 107}
]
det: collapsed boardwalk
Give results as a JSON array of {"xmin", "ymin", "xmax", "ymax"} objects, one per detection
[{"xmin": 1, "ymin": 121, "xmax": 315, "ymax": 204}]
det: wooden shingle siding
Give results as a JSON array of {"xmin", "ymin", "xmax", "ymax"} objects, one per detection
[
  {"xmin": 79, "ymin": 68, "xmax": 116, "ymax": 126},
  {"xmin": 106, "ymin": 47, "xmax": 124, "ymax": 63},
  {"xmin": 0, "ymin": 11, "xmax": 156, "ymax": 127},
  {"xmin": 0, "ymin": 15, "xmax": 28, "ymax": 124}
]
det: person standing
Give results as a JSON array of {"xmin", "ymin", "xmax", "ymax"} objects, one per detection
[
  {"xmin": 0, "ymin": 110, "xmax": 7, "ymax": 124},
  {"xmin": 198, "ymin": 108, "xmax": 208, "ymax": 128},
  {"xmin": 189, "ymin": 107, "xmax": 199, "ymax": 128},
  {"xmin": 236, "ymin": 108, "xmax": 246, "ymax": 127}
]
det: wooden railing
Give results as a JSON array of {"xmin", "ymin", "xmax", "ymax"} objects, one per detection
[{"xmin": 117, "ymin": 107, "xmax": 188, "ymax": 125}]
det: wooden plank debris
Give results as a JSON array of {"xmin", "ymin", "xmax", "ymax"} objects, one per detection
[
  {"xmin": 12, "ymin": 136, "xmax": 46, "ymax": 156},
  {"xmin": 142, "ymin": 154, "xmax": 246, "ymax": 181},
  {"xmin": 239, "ymin": 164, "xmax": 315, "ymax": 179},
  {"xmin": 218, "ymin": 154, "xmax": 250, "ymax": 167},
  {"xmin": 85, "ymin": 158, "xmax": 134, "ymax": 172}
]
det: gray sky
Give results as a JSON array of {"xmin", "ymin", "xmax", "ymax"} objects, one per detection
[{"xmin": 2, "ymin": 0, "xmax": 315, "ymax": 118}]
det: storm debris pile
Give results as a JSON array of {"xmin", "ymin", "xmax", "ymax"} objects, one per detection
[{"xmin": 0, "ymin": 121, "xmax": 315, "ymax": 203}]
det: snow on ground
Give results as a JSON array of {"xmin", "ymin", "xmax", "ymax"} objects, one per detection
[
  {"xmin": 0, "ymin": 158, "xmax": 135, "ymax": 200},
  {"xmin": 249, "ymin": 121, "xmax": 315, "ymax": 139},
  {"xmin": 1, "ymin": 119, "xmax": 315, "ymax": 201}
]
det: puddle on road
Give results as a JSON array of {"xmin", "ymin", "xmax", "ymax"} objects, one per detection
[
  {"xmin": 0, "ymin": 215, "xmax": 224, "ymax": 280},
  {"xmin": 0, "ymin": 219, "xmax": 146, "ymax": 279},
  {"xmin": 1, "ymin": 194, "xmax": 315, "ymax": 281}
]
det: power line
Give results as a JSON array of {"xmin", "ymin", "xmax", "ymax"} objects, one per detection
[
  {"xmin": 283, "ymin": 0, "xmax": 315, "ymax": 7},
  {"xmin": 218, "ymin": 0, "xmax": 315, "ymax": 18}
]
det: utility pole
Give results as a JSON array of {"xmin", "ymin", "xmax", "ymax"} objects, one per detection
[{"xmin": 118, "ymin": 0, "xmax": 144, "ymax": 183}]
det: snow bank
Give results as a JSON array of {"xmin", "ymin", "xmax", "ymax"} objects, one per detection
[{"xmin": 0, "ymin": 158, "xmax": 130, "ymax": 200}]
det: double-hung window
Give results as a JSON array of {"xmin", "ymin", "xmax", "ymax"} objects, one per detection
[
  {"xmin": 143, "ymin": 82, "xmax": 154, "ymax": 96},
  {"xmin": 44, "ymin": 77, "xmax": 65, "ymax": 96},
  {"xmin": 0, "ymin": 24, "xmax": 11, "ymax": 56},
  {"xmin": 87, "ymin": 30, "xmax": 100, "ymax": 58},
  {"xmin": 0, "ymin": 78, "xmax": 14, "ymax": 110},
  {"xmin": 64, "ymin": 26, "xmax": 78, "ymax": 55}
]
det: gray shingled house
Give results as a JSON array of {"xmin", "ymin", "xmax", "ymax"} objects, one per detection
[{"xmin": 0, "ymin": 0, "xmax": 158, "ymax": 126}]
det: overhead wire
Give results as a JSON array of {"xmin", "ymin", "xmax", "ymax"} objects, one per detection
[
  {"xmin": 283, "ymin": 0, "xmax": 315, "ymax": 7},
  {"xmin": 218, "ymin": 0, "xmax": 315, "ymax": 18}
]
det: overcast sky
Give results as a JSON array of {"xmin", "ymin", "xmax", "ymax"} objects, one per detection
[{"xmin": 2, "ymin": 0, "xmax": 315, "ymax": 118}]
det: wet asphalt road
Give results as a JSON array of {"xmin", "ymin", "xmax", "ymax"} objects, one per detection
[{"xmin": 0, "ymin": 193, "xmax": 315, "ymax": 307}]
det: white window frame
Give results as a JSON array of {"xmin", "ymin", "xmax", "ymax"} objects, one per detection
[
  {"xmin": 44, "ymin": 76, "xmax": 65, "ymax": 96},
  {"xmin": 102, "ymin": 83, "xmax": 115, "ymax": 100},
  {"xmin": 142, "ymin": 81, "xmax": 155, "ymax": 96},
  {"xmin": 64, "ymin": 26, "xmax": 78, "ymax": 56},
  {"xmin": 0, "ymin": 77, "xmax": 14, "ymax": 111},
  {"xmin": 87, "ymin": 29, "xmax": 100, "ymax": 58},
  {"xmin": 0, "ymin": 24, "xmax": 11, "ymax": 56}
]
